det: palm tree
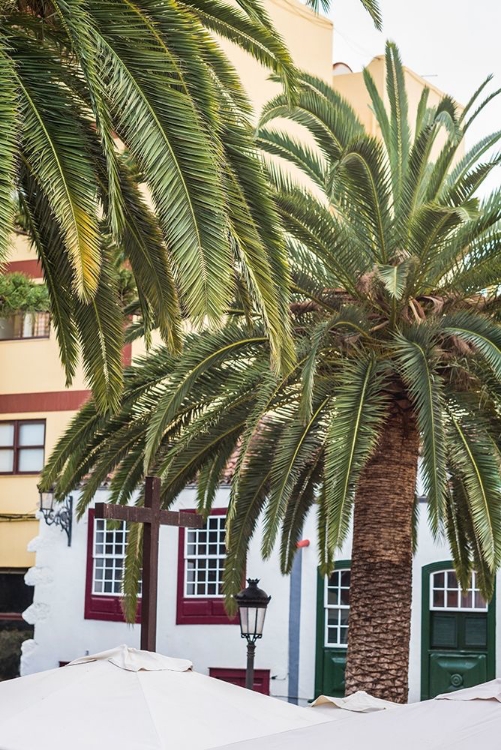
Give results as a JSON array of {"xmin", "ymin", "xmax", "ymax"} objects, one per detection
[
  {"xmin": 41, "ymin": 43, "xmax": 501, "ymax": 702},
  {"xmin": 1, "ymin": 0, "xmax": 306, "ymax": 410},
  {"xmin": 1, "ymin": 0, "xmax": 382, "ymax": 410}
]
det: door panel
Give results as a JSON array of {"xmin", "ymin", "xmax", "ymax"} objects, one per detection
[
  {"xmin": 421, "ymin": 564, "xmax": 495, "ymax": 701},
  {"xmin": 321, "ymin": 651, "xmax": 346, "ymax": 697},
  {"xmin": 315, "ymin": 565, "xmax": 351, "ymax": 699},
  {"xmin": 429, "ymin": 653, "xmax": 487, "ymax": 695}
]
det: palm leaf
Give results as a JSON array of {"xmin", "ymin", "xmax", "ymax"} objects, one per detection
[
  {"xmin": 445, "ymin": 400, "xmax": 501, "ymax": 569},
  {"xmin": 324, "ymin": 356, "xmax": 389, "ymax": 551},
  {"xmin": 13, "ymin": 35, "xmax": 101, "ymax": 299},
  {"xmin": 0, "ymin": 37, "xmax": 18, "ymax": 263},
  {"xmin": 441, "ymin": 312, "xmax": 501, "ymax": 381},
  {"xmin": 394, "ymin": 328, "xmax": 448, "ymax": 533}
]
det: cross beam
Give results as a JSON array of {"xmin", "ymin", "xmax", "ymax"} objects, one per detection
[{"xmin": 94, "ymin": 476, "xmax": 203, "ymax": 652}]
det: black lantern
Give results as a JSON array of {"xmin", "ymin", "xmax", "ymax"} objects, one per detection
[
  {"xmin": 38, "ymin": 486, "xmax": 73, "ymax": 546},
  {"xmin": 234, "ymin": 579, "xmax": 271, "ymax": 690}
]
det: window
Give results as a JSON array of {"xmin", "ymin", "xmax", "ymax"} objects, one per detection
[
  {"xmin": 185, "ymin": 514, "xmax": 226, "ymax": 598},
  {"xmin": 0, "ymin": 312, "xmax": 50, "ymax": 340},
  {"xmin": 85, "ymin": 510, "xmax": 141, "ymax": 622},
  {"xmin": 0, "ymin": 420, "xmax": 45, "ymax": 474},
  {"xmin": 325, "ymin": 568, "xmax": 350, "ymax": 647},
  {"xmin": 431, "ymin": 570, "xmax": 487, "ymax": 612},
  {"xmin": 177, "ymin": 509, "xmax": 236, "ymax": 625},
  {"xmin": 0, "ymin": 570, "xmax": 34, "ymax": 622}
]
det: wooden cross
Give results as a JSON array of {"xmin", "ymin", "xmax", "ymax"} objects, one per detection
[{"xmin": 94, "ymin": 476, "xmax": 203, "ymax": 652}]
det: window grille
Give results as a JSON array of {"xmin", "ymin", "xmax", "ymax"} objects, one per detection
[
  {"xmin": 0, "ymin": 312, "xmax": 50, "ymax": 340},
  {"xmin": 92, "ymin": 518, "xmax": 142, "ymax": 596},
  {"xmin": 431, "ymin": 570, "xmax": 487, "ymax": 612},
  {"xmin": 184, "ymin": 515, "xmax": 226, "ymax": 597},
  {"xmin": 325, "ymin": 569, "xmax": 350, "ymax": 647}
]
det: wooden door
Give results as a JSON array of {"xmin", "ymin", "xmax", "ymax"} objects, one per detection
[
  {"xmin": 421, "ymin": 564, "xmax": 495, "ymax": 700},
  {"xmin": 315, "ymin": 564, "xmax": 350, "ymax": 698}
]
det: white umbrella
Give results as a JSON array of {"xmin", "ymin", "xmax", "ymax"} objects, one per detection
[
  {"xmin": 0, "ymin": 645, "xmax": 330, "ymax": 750},
  {"xmin": 310, "ymin": 690, "xmax": 398, "ymax": 717},
  {"xmin": 213, "ymin": 680, "xmax": 501, "ymax": 750}
]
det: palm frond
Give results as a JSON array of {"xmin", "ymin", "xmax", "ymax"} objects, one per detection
[
  {"xmin": 394, "ymin": 328, "xmax": 448, "ymax": 533},
  {"xmin": 324, "ymin": 356, "xmax": 389, "ymax": 551},
  {"xmin": 441, "ymin": 312, "xmax": 501, "ymax": 382},
  {"xmin": 261, "ymin": 395, "xmax": 329, "ymax": 559},
  {"xmin": 13, "ymin": 35, "xmax": 101, "ymax": 299},
  {"xmin": 144, "ymin": 326, "xmax": 267, "ymax": 470},
  {"xmin": 90, "ymin": 5, "xmax": 233, "ymax": 326},
  {"xmin": 445, "ymin": 398, "xmax": 501, "ymax": 569},
  {"xmin": 73, "ymin": 249, "xmax": 125, "ymax": 414},
  {"xmin": 0, "ymin": 36, "xmax": 18, "ymax": 263}
]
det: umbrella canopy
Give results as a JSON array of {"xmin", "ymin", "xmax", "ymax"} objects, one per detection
[
  {"xmin": 213, "ymin": 680, "xmax": 501, "ymax": 750},
  {"xmin": 0, "ymin": 646, "xmax": 330, "ymax": 750},
  {"xmin": 310, "ymin": 690, "xmax": 398, "ymax": 717}
]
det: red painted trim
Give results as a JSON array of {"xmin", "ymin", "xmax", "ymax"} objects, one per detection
[
  {"xmin": 176, "ymin": 508, "xmax": 237, "ymax": 626},
  {"xmin": 4, "ymin": 259, "xmax": 43, "ymax": 279},
  {"xmin": 84, "ymin": 509, "xmax": 142, "ymax": 623},
  {"xmin": 0, "ymin": 612, "xmax": 23, "ymax": 621},
  {"xmin": 209, "ymin": 668, "xmax": 270, "ymax": 695},
  {"xmin": 0, "ymin": 391, "xmax": 90, "ymax": 414}
]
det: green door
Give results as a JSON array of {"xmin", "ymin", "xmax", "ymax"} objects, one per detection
[
  {"xmin": 421, "ymin": 563, "xmax": 495, "ymax": 700},
  {"xmin": 314, "ymin": 563, "xmax": 350, "ymax": 698}
]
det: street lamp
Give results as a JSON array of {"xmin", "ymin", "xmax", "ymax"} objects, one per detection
[
  {"xmin": 38, "ymin": 485, "xmax": 73, "ymax": 546},
  {"xmin": 234, "ymin": 579, "xmax": 271, "ymax": 690}
]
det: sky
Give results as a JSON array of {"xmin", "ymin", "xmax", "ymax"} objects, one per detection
[{"xmin": 327, "ymin": 0, "xmax": 501, "ymax": 169}]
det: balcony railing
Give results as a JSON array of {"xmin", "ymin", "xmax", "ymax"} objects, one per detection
[{"xmin": 0, "ymin": 312, "xmax": 51, "ymax": 340}]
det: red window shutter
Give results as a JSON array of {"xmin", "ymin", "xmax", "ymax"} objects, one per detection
[
  {"xmin": 176, "ymin": 508, "xmax": 237, "ymax": 625},
  {"xmin": 84, "ymin": 509, "xmax": 141, "ymax": 623}
]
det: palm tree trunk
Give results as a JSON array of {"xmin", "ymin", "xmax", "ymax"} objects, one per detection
[{"xmin": 344, "ymin": 408, "xmax": 419, "ymax": 703}]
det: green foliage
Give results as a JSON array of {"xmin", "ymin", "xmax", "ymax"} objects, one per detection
[
  {"xmin": 43, "ymin": 43, "xmax": 501, "ymax": 620},
  {"xmin": 0, "ymin": 273, "xmax": 50, "ymax": 315},
  {"xmin": 0, "ymin": 629, "xmax": 31, "ymax": 681},
  {"xmin": 1, "ymin": 0, "xmax": 303, "ymax": 409}
]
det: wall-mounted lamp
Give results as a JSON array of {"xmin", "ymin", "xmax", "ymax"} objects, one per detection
[{"xmin": 38, "ymin": 486, "xmax": 73, "ymax": 547}]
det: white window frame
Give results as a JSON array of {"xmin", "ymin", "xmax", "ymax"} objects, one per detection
[
  {"xmin": 92, "ymin": 518, "xmax": 141, "ymax": 597},
  {"xmin": 183, "ymin": 514, "xmax": 227, "ymax": 599},
  {"xmin": 0, "ymin": 419, "xmax": 45, "ymax": 475},
  {"xmin": 430, "ymin": 569, "xmax": 487, "ymax": 612},
  {"xmin": 324, "ymin": 568, "xmax": 350, "ymax": 648}
]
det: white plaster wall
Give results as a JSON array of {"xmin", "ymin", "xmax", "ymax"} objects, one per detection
[
  {"xmin": 21, "ymin": 487, "xmax": 292, "ymax": 703},
  {"xmin": 296, "ymin": 499, "xmax": 501, "ymax": 705},
  {"xmin": 22, "ymin": 489, "xmax": 501, "ymax": 705}
]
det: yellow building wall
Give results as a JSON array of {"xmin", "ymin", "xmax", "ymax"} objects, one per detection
[
  {"xmin": 332, "ymin": 56, "xmax": 462, "ymax": 150},
  {"xmin": 219, "ymin": 0, "xmax": 333, "ymax": 120},
  {"xmin": 0, "ymin": 335, "xmax": 88, "ymax": 396},
  {"xmin": 8, "ymin": 232, "xmax": 36, "ymax": 264},
  {"xmin": 0, "ymin": 411, "xmax": 78, "ymax": 567}
]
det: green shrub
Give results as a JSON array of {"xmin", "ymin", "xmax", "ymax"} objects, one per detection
[
  {"xmin": 0, "ymin": 630, "xmax": 31, "ymax": 681},
  {"xmin": 0, "ymin": 273, "xmax": 50, "ymax": 316}
]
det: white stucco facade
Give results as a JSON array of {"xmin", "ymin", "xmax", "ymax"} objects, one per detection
[{"xmin": 21, "ymin": 487, "xmax": 501, "ymax": 705}]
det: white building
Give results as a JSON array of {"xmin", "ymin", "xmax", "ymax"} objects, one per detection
[{"xmin": 22, "ymin": 484, "xmax": 500, "ymax": 705}]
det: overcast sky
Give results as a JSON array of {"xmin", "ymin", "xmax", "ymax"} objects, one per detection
[{"xmin": 328, "ymin": 0, "xmax": 501, "ymax": 165}]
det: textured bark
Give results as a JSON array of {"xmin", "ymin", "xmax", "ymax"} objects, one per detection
[{"xmin": 344, "ymin": 408, "xmax": 419, "ymax": 703}]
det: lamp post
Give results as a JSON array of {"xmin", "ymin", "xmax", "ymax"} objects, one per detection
[
  {"xmin": 38, "ymin": 486, "xmax": 73, "ymax": 546},
  {"xmin": 234, "ymin": 579, "xmax": 271, "ymax": 691}
]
